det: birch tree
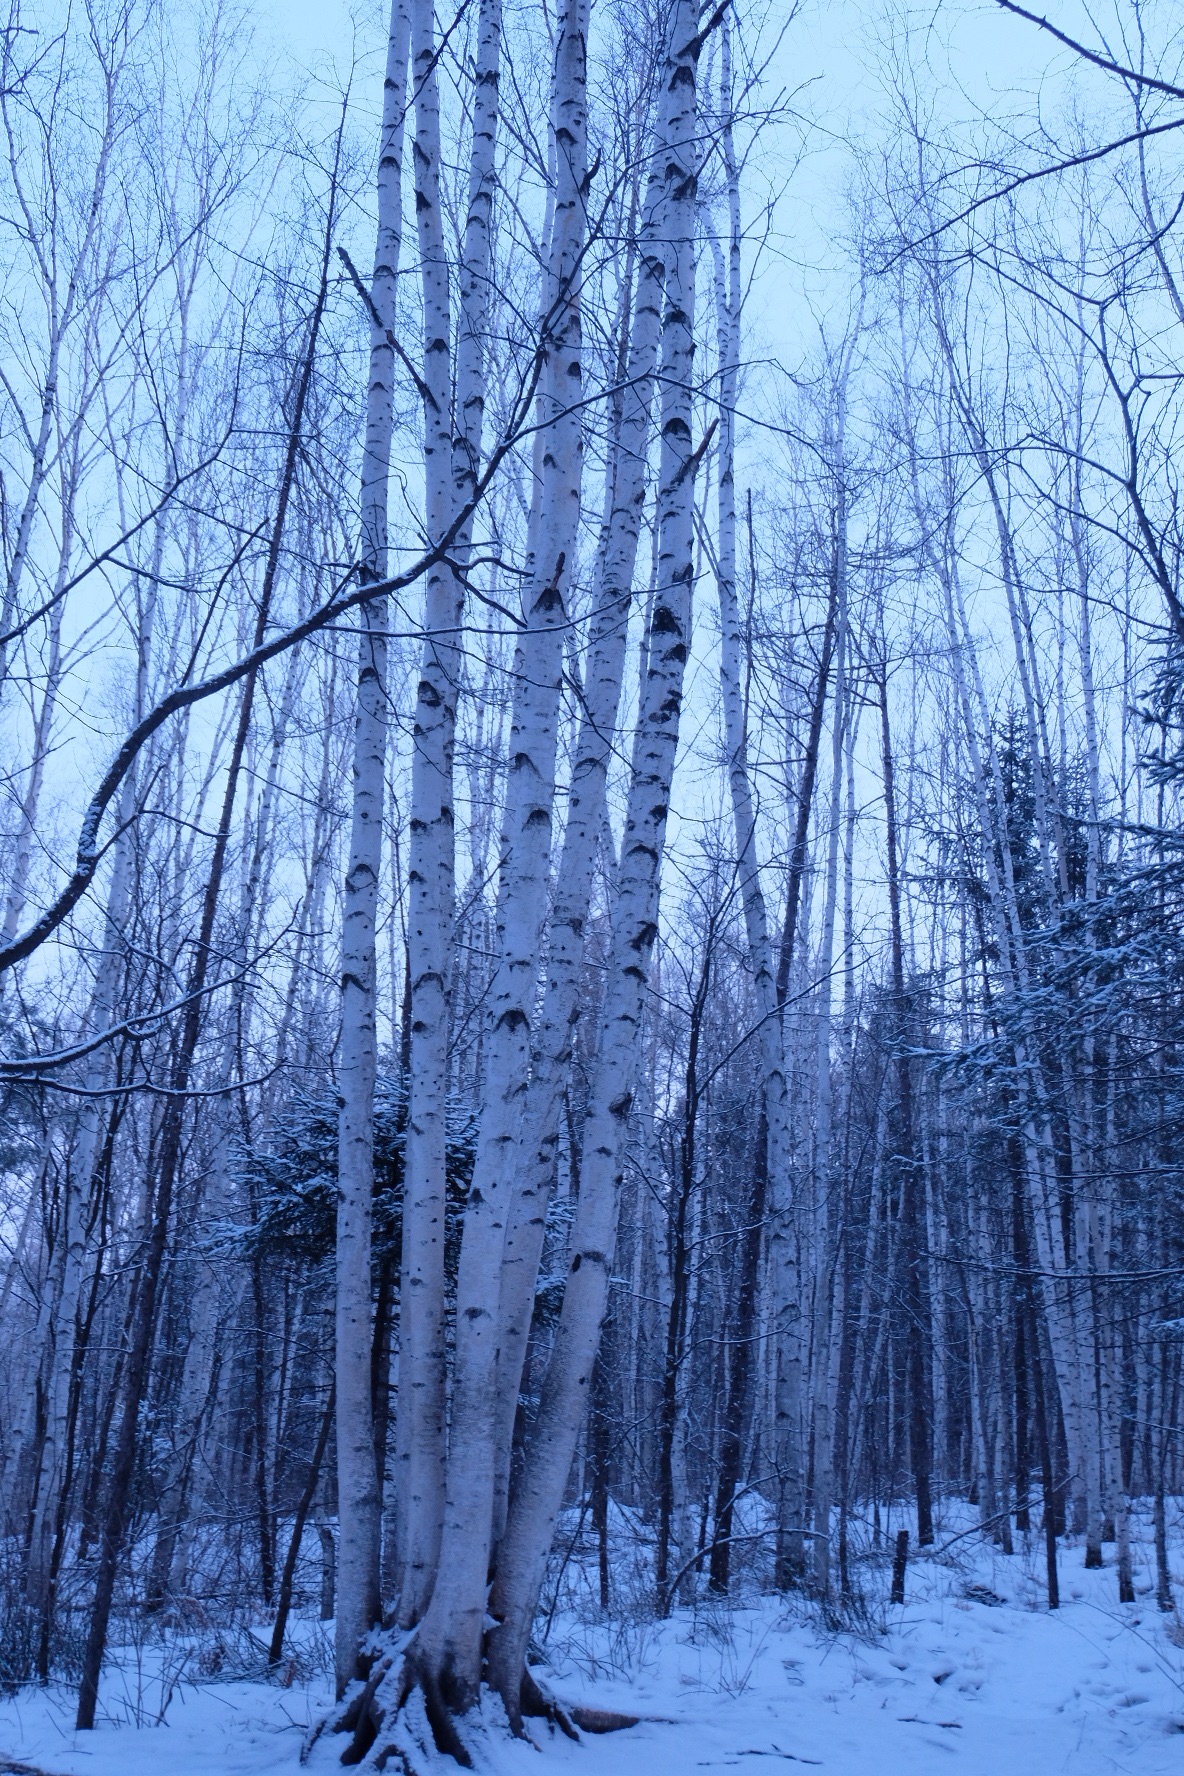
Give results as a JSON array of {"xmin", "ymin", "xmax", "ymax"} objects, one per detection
[
  {"xmin": 334, "ymin": 0, "xmax": 411, "ymax": 1694},
  {"xmin": 486, "ymin": 0, "xmax": 703, "ymax": 1721}
]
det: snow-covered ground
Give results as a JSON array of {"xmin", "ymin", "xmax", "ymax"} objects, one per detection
[{"xmin": 4, "ymin": 1517, "xmax": 1184, "ymax": 1775}]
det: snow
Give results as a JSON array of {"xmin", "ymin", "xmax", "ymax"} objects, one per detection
[
  {"xmin": 0, "ymin": 1672, "xmax": 326, "ymax": 1774},
  {"xmin": 4, "ymin": 1516, "xmax": 1184, "ymax": 1776}
]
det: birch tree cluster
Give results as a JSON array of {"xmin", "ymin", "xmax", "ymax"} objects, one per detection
[{"xmin": 1, "ymin": 0, "xmax": 1184, "ymax": 1760}]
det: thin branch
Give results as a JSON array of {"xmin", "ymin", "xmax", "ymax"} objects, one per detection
[
  {"xmin": 995, "ymin": 0, "xmax": 1184, "ymax": 102},
  {"xmin": 881, "ymin": 116, "xmax": 1184, "ymax": 268}
]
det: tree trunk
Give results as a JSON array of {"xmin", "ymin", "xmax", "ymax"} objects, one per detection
[
  {"xmin": 334, "ymin": 0, "xmax": 410, "ymax": 1693},
  {"xmin": 269, "ymin": 1382, "xmax": 335, "ymax": 1667},
  {"xmin": 490, "ymin": 86, "xmax": 670, "ymax": 1548},
  {"xmin": 485, "ymin": 0, "xmax": 700, "ymax": 1719},
  {"xmin": 412, "ymin": 0, "xmax": 585, "ymax": 1709},
  {"xmin": 657, "ymin": 932, "xmax": 712, "ymax": 1612},
  {"xmin": 879, "ymin": 663, "xmax": 934, "ymax": 1547},
  {"xmin": 391, "ymin": 0, "xmax": 459, "ymax": 1630}
]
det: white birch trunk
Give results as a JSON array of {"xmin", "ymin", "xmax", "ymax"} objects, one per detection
[
  {"xmin": 392, "ymin": 0, "xmax": 462, "ymax": 1628},
  {"xmin": 489, "ymin": 88, "xmax": 671, "ymax": 1547},
  {"xmin": 485, "ymin": 1, "xmax": 700, "ymax": 1714},
  {"xmin": 414, "ymin": 0, "xmax": 584, "ymax": 1705},
  {"xmin": 389, "ymin": 0, "xmax": 502, "ymax": 1645},
  {"xmin": 335, "ymin": 0, "xmax": 410, "ymax": 1690}
]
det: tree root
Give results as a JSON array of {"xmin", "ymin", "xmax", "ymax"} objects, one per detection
[
  {"xmin": 374, "ymin": 1684, "xmax": 453, "ymax": 1774},
  {"xmin": 520, "ymin": 1665, "xmax": 640, "ymax": 1737},
  {"xmin": 333, "ymin": 1650, "xmax": 409, "ymax": 1768},
  {"xmin": 568, "ymin": 1704, "xmax": 643, "ymax": 1733},
  {"xmin": 520, "ymin": 1663, "xmax": 580, "ymax": 1740},
  {"xmin": 332, "ymin": 1641, "xmax": 480, "ymax": 1771},
  {"xmin": 344, "ymin": 1655, "xmax": 399, "ymax": 1757},
  {"xmin": 306, "ymin": 1636, "xmax": 641, "ymax": 1770},
  {"xmin": 410, "ymin": 1655, "xmax": 474, "ymax": 1769}
]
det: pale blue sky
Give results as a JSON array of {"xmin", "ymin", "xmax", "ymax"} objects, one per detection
[{"xmin": 250, "ymin": 0, "xmax": 1127, "ymax": 381}]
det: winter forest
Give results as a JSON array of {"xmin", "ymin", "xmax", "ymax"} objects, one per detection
[{"xmin": 2, "ymin": 0, "xmax": 1184, "ymax": 1768}]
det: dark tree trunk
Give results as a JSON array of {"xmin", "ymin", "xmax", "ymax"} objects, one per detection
[
  {"xmin": 1029, "ymin": 1312, "xmax": 1059, "ymax": 1610},
  {"xmin": 709, "ymin": 1112, "xmax": 766, "ymax": 1594},
  {"xmin": 656, "ymin": 930, "xmax": 713, "ymax": 1613},
  {"xmin": 251, "ymin": 1255, "xmax": 275, "ymax": 1607},
  {"xmin": 268, "ymin": 1381, "xmax": 335, "ymax": 1665},
  {"xmin": 890, "ymin": 1528, "xmax": 909, "ymax": 1604},
  {"xmin": 589, "ymin": 1352, "xmax": 611, "ymax": 1612},
  {"xmin": 880, "ymin": 669, "xmax": 933, "ymax": 1547},
  {"xmin": 775, "ymin": 580, "xmax": 839, "ymax": 1009}
]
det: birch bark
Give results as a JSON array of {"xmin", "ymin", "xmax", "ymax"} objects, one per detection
[
  {"xmin": 490, "ymin": 84, "xmax": 671, "ymax": 1546},
  {"xmin": 485, "ymin": 0, "xmax": 700, "ymax": 1715},
  {"xmin": 390, "ymin": 0, "xmax": 504, "ymax": 1640},
  {"xmin": 335, "ymin": 0, "xmax": 410, "ymax": 1693},
  {"xmin": 391, "ymin": 0, "xmax": 462, "ymax": 1627},
  {"xmin": 413, "ymin": 0, "xmax": 584, "ymax": 1705}
]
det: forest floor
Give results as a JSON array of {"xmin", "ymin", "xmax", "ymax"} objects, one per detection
[{"xmin": 3, "ymin": 1509, "xmax": 1184, "ymax": 1775}]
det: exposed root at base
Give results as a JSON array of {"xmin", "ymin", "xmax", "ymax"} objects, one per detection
[
  {"xmin": 520, "ymin": 1664, "xmax": 580, "ymax": 1740},
  {"xmin": 568, "ymin": 1705, "xmax": 643, "ymax": 1734},
  {"xmin": 332, "ymin": 1643, "xmax": 479, "ymax": 1771},
  {"xmin": 311, "ymin": 1640, "xmax": 642, "ymax": 1771},
  {"xmin": 373, "ymin": 1683, "xmax": 456, "ymax": 1774},
  {"xmin": 338, "ymin": 1654, "xmax": 398, "ymax": 1763},
  {"xmin": 520, "ymin": 1667, "xmax": 640, "ymax": 1737}
]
